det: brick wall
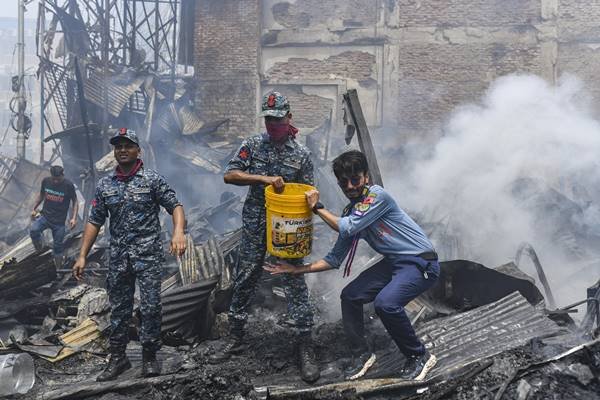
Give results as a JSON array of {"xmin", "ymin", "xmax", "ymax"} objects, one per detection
[
  {"xmin": 391, "ymin": 0, "xmax": 541, "ymax": 27},
  {"xmin": 194, "ymin": 0, "xmax": 600, "ymax": 144},
  {"xmin": 194, "ymin": 0, "xmax": 260, "ymax": 139},
  {"xmin": 557, "ymin": 1, "xmax": 600, "ymax": 41},
  {"xmin": 266, "ymin": 51, "xmax": 376, "ymax": 84},
  {"xmin": 270, "ymin": 0, "xmax": 378, "ymax": 29},
  {"xmin": 397, "ymin": 42, "xmax": 544, "ymax": 133},
  {"xmin": 279, "ymin": 86, "xmax": 334, "ymax": 128}
]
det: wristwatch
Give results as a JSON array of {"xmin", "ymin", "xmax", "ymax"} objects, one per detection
[{"xmin": 312, "ymin": 202, "xmax": 324, "ymax": 214}]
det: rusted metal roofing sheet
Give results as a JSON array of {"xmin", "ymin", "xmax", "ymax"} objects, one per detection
[{"xmin": 367, "ymin": 291, "xmax": 563, "ymax": 379}]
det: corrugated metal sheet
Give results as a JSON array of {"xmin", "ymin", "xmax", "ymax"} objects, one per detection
[
  {"xmin": 178, "ymin": 235, "xmax": 225, "ymax": 285},
  {"xmin": 160, "ymin": 232, "xmax": 239, "ymax": 335},
  {"xmin": 178, "ymin": 105, "xmax": 205, "ymax": 134},
  {"xmin": 83, "ymin": 68, "xmax": 144, "ymax": 117},
  {"xmin": 156, "ymin": 103, "xmax": 181, "ymax": 133},
  {"xmin": 161, "ymin": 278, "xmax": 218, "ymax": 333},
  {"xmin": 367, "ymin": 292, "xmax": 563, "ymax": 379},
  {"xmin": 0, "ymin": 252, "xmax": 56, "ymax": 298},
  {"xmin": 172, "ymin": 141, "xmax": 223, "ymax": 173},
  {"xmin": 0, "ymin": 157, "xmax": 47, "ymax": 240}
]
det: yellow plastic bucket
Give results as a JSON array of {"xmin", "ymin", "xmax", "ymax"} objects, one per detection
[{"xmin": 265, "ymin": 183, "xmax": 315, "ymax": 259}]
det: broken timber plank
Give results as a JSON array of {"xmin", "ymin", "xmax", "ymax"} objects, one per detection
[
  {"xmin": 41, "ymin": 318, "xmax": 101, "ymax": 362},
  {"xmin": 343, "ymin": 89, "xmax": 383, "ymax": 187}
]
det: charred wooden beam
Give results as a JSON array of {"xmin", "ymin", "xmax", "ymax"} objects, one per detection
[{"xmin": 342, "ymin": 89, "xmax": 383, "ymax": 187}]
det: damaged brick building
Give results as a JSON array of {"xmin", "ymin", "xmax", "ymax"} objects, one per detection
[{"xmin": 193, "ymin": 0, "xmax": 600, "ymax": 144}]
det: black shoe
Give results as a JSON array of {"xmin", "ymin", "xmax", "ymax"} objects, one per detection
[
  {"xmin": 298, "ymin": 339, "xmax": 320, "ymax": 383},
  {"xmin": 142, "ymin": 350, "xmax": 161, "ymax": 377},
  {"xmin": 209, "ymin": 335, "xmax": 247, "ymax": 362},
  {"xmin": 344, "ymin": 351, "xmax": 377, "ymax": 380},
  {"xmin": 96, "ymin": 354, "xmax": 131, "ymax": 382},
  {"xmin": 399, "ymin": 350, "xmax": 437, "ymax": 381}
]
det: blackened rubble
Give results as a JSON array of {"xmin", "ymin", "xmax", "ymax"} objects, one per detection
[{"xmin": 2, "ymin": 248, "xmax": 598, "ymax": 399}]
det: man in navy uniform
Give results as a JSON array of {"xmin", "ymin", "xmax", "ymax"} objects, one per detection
[
  {"xmin": 73, "ymin": 128, "xmax": 187, "ymax": 381},
  {"xmin": 215, "ymin": 91, "xmax": 319, "ymax": 383}
]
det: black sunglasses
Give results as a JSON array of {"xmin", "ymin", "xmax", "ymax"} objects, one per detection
[{"xmin": 337, "ymin": 176, "xmax": 362, "ymax": 187}]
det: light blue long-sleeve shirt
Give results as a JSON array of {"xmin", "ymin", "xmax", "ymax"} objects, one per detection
[{"xmin": 323, "ymin": 185, "xmax": 434, "ymax": 269}]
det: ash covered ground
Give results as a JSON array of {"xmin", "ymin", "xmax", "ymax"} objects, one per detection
[{"xmin": 9, "ymin": 300, "xmax": 599, "ymax": 400}]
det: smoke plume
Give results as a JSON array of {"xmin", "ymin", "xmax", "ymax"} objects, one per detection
[{"xmin": 390, "ymin": 74, "xmax": 600, "ymax": 311}]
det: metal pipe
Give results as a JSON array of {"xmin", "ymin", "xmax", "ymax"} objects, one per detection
[
  {"xmin": 39, "ymin": 0, "xmax": 46, "ymax": 164},
  {"xmin": 73, "ymin": 58, "xmax": 97, "ymax": 209},
  {"xmin": 515, "ymin": 242, "xmax": 556, "ymax": 309},
  {"xmin": 17, "ymin": 0, "xmax": 26, "ymax": 158}
]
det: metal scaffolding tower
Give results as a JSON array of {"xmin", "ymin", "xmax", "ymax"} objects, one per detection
[{"xmin": 37, "ymin": 0, "xmax": 181, "ymax": 139}]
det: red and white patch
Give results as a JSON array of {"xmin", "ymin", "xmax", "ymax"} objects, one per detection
[{"xmin": 238, "ymin": 146, "xmax": 250, "ymax": 160}]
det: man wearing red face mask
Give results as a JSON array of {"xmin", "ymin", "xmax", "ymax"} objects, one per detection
[{"xmin": 215, "ymin": 92, "xmax": 319, "ymax": 383}]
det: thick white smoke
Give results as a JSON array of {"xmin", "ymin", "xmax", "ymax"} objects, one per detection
[{"xmin": 390, "ymin": 74, "xmax": 600, "ymax": 310}]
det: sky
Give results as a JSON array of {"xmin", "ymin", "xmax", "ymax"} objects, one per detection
[{"xmin": 0, "ymin": 0, "xmax": 39, "ymax": 19}]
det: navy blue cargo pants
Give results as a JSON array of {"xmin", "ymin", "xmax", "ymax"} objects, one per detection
[{"xmin": 340, "ymin": 255, "xmax": 439, "ymax": 357}]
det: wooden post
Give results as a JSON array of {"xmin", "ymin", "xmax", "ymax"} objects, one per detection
[{"xmin": 343, "ymin": 89, "xmax": 384, "ymax": 187}]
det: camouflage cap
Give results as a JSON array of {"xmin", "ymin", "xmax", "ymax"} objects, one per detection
[
  {"xmin": 258, "ymin": 91, "xmax": 290, "ymax": 118},
  {"xmin": 109, "ymin": 127, "xmax": 139, "ymax": 146}
]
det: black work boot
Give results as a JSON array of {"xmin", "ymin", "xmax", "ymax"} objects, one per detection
[
  {"xmin": 344, "ymin": 349, "xmax": 376, "ymax": 381},
  {"xmin": 209, "ymin": 333, "xmax": 247, "ymax": 363},
  {"xmin": 96, "ymin": 353, "xmax": 131, "ymax": 382},
  {"xmin": 142, "ymin": 350, "xmax": 161, "ymax": 377},
  {"xmin": 399, "ymin": 350, "xmax": 437, "ymax": 381},
  {"xmin": 298, "ymin": 335, "xmax": 320, "ymax": 383}
]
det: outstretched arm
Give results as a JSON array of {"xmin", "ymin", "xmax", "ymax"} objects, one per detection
[{"xmin": 264, "ymin": 258, "xmax": 333, "ymax": 275}]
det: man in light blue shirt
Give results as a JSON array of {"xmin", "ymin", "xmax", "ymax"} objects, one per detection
[{"xmin": 265, "ymin": 150, "xmax": 439, "ymax": 381}]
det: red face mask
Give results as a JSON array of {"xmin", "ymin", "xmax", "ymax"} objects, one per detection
[{"xmin": 265, "ymin": 121, "xmax": 299, "ymax": 143}]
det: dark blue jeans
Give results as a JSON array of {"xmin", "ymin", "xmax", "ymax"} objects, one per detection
[
  {"xmin": 30, "ymin": 215, "xmax": 66, "ymax": 256},
  {"xmin": 340, "ymin": 255, "xmax": 440, "ymax": 357}
]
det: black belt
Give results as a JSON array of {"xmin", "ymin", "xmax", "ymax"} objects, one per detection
[
  {"xmin": 413, "ymin": 251, "xmax": 438, "ymax": 280},
  {"xmin": 418, "ymin": 251, "xmax": 438, "ymax": 261}
]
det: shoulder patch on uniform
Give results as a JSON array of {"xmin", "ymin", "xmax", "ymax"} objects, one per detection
[
  {"xmin": 238, "ymin": 145, "xmax": 250, "ymax": 160},
  {"xmin": 362, "ymin": 196, "xmax": 375, "ymax": 204},
  {"xmin": 355, "ymin": 203, "xmax": 371, "ymax": 213},
  {"xmin": 353, "ymin": 210, "xmax": 365, "ymax": 217}
]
